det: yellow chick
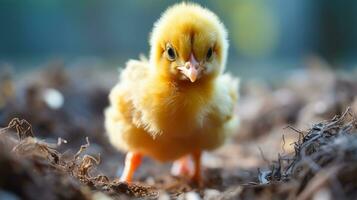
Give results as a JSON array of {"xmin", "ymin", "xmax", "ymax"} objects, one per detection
[{"xmin": 105, "ymin": 2, "xmax": 239, "ymax": 183}]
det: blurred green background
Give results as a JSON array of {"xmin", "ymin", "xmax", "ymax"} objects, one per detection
[{"xmin": 0, "ymin": 0, "xmax": 357, "ymax": 79}]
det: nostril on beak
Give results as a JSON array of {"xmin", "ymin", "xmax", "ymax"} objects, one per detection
[{"xmin": 184, "ymin": 62, "xmax": 190, "ymax": 69}]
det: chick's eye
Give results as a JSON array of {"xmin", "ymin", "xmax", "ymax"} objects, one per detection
[
  {"xmin": 206, "ymin": 48, "xmax": 213, "ymax": 60},
  {"xmin": 166, "ymin": 46, "xmax": 176, "ymax": 61}
]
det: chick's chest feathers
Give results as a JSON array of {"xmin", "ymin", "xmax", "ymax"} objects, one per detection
[
  {"xmin": 106, "ymin": 61, "xmax": 239, "ymax": 161},
  {"xmin": 115, "ymin": 58, "xmax": 239, "ymax": 136},
  {"xmin": 131, "ymin": 72, "xmax": 217, "ymax": 137}
]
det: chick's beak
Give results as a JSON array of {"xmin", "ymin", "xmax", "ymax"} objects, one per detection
[{"xmin": 178, "ymin": 54, "xmax": 201, "ymax": 82}]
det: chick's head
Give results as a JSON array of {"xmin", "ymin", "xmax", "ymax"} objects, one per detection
[{"xmin": 149, "ymin": 3, "xmax": 228, "ymax": 83}]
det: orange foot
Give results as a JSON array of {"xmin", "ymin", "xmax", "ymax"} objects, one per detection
[
  {"xmin": 171, "ymin": 151, "xmax": 202, "ymax": 185},
  {"xmin": 171, "ymin": 155, "xmax": 193, "ymax": 177},
  {"xmin": 120, "ymin": 152, "xmax": 142, "ymax": 182}
]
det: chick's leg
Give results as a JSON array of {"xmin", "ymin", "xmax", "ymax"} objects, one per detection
[
  {"xmin": 191, "ymin": 150, "xmax": 202, "ymax": 184},
  {"xmin": 120, "ymin": 152, "xmax": 142, "ymax": 182},
  {"xmin": 171, "ymin": 155, "xmax": 193, "ymax": 177}
]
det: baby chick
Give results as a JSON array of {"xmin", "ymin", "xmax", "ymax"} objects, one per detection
[{"xmin": 105, "ymin": 2, "xmax": 239, "ymax": 183}]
